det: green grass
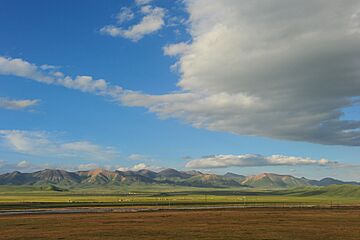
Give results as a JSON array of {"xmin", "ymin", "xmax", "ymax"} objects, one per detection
[{"xmin": 1, "ymin": 184, "xmax": 360, "ymax": 208}]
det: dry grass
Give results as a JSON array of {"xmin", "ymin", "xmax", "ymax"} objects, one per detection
[{"xmin": 1, "ymin": 208, "xmax": 360, "ymax": 240}]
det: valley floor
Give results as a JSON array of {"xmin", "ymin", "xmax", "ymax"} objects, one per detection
[{"xmin": 0, "ymin": 208, "xmax": 360, "ymax": 240}]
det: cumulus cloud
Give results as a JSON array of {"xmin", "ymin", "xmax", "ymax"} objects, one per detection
[
  {"xmin": 185, "ymin": 154, "xmax": 337, "ymax": 169},
  {"xmin": 116, "ymin": 166, "xmax": 128, "ymax": 171},
  {"xmin": 100, "ymin": 4, "xmax": 165, "ymax": 41},
  {"xmin": 117, "ymin": 162, "xmax": 162, "ymax": 172},
  {"xmin": 121, "ymin": 0, "xmax": 360, "ymax": 146},
  {"xmin": 117, "ymin": 163, "xmax": 148, "ymax": 171},
  {"xmin": 0, "ymin": 98, "xmax": 39, "ymax": 110},
  {"xmin": 131, "ymin": 163, "xmax": 148, "ymax": 171},
  {"xmin": 0, "ymin": 130, "xmax": 119, "ymax": 161}
]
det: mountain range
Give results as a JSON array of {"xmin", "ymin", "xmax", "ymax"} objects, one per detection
[{"xmin": 0, "ymin": 168, "xmax": 358, "ymax": 189}]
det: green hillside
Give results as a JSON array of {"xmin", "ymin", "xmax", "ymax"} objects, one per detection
[{"xmin": 280, "ymin": 185, "xmax": 360, "ymax": 198}]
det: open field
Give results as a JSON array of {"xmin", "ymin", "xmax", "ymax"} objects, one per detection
[
  {"xmin": 1, "ymin": 185, "xmax": 360, "ymax": 211},
  {"xmin": 1, "ymin": 208, "xmax": 360, "ymax": 240}
]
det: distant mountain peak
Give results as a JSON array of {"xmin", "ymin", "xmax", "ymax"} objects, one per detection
[
  {"xmin": 86, "ymin": 168, "xmax": 114, "ymax": 175},
  {"xmin": 157, "ymin": 168, "xmax": 191, "ymax": 179},
  {"xmin": 223, "ymin": 172, "xmax": 245, "ymax": 178},
  {"xmin": 32, "ymin": 169, "xmax": 81, "ymax": 184},
  {"xmin": 242, "ymin": 173, "xmax": 310, "ymax": 188}
]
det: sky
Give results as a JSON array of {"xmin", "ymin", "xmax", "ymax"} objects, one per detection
[{"xmin": 0, "ymin": 0, "xmax": 359, "ymax": 180}]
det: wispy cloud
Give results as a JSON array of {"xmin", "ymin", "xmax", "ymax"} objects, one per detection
[
  {"xmin": 185, "ymin": 154, "xmax": 338, "ymax": 169},
  {"xmin": 128, "ymin": 153, "xmax": 154, "ymax": 162},
  {"xmin": 0, "ymin": 97, "xmax": 39, "ymax": 110},
  {"xmin": 0, "ymin": 130, "xmax": 119, "ymax": 161},
  {"xmin": 135, "ymin": 0, "xmax": 152, "ymax": 6},
  {"xmin": 77, "ymin": 163, "xmax": 100, "ymax": 171},
  {"xmin": 16, "ymin": 160, "xmax": 30, "ymax": 168},
  {"xmin": 100, "ymin": 3, "xmax": 165, "ymax": 41},
  {"xmin": 0, "ymin": 159, "xmax": 120, "ymax": 173},
  {"xmin": 163, "ymin": 42, "xmax": 190, "ymax": 57},
  {"xmin": 0, "ymin": 56, "xmax": 53, "ymax": 83},
  {"xmin": 0, "ymin": 56, "xmax": 122, "ymax": 96},
  {"xmin": 0, "ymin": 159, "xmax": 52, "ymax": 173},
  {"xmin": 116, "ymin": 7, "xmax": 134, "ymax": 24}
]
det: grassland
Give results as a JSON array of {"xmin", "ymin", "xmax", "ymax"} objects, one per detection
[
  {"xmin": 1, "ymin": 208, "xmax": 360, "ymax": 240},
  {"xmin": 0, "ymin": 185, "xmax": 360, "ymax": 211}
]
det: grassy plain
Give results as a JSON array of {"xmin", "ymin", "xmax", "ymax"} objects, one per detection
[
  {"xmin": 1, "ymin": 208, "xmax": 360, "ymax": 240},
  {"xmin": 0, "ymin": 185, "xmax": 360, "ymax": 209}
]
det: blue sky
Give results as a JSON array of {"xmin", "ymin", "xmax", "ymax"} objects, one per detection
[{"xmin": 0, "ymin": 0, "xmax": 359, "ymax": 180}]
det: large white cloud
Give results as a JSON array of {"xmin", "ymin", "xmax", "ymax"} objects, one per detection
[
  {"xmin": 1, "ymin": 0, "xmax": 360, "ymax": 146},
  {"xmin": 186, "ymin": 154, "xmax": 337, "ymax": 169},
  {"xmin": 121, "ymin": 0, "xmax": 360, "ymax": 146}
]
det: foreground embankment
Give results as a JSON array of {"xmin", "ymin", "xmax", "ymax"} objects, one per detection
[{"xmin": 0, "ymin": 207, "xmax": 359, "ymax": 240}]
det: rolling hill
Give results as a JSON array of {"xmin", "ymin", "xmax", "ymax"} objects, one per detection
[
  {"xmin": 179, "ymin": 174, "xmax": 243, "ymax": 188},
  {"xmin": 281, "ymin": 185, "xmax": 360, "ymax": 198},
  {"xmin": 307, "ymin": 177, "xmax": 360, "ymax": 186}
]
